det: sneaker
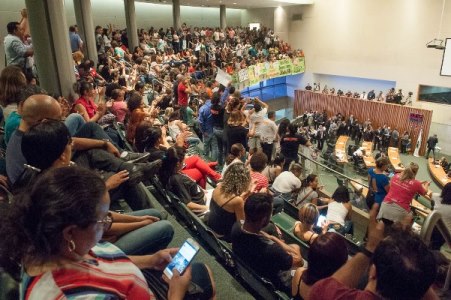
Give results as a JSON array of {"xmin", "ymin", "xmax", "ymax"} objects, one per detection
[{"xmin": 121, "ymin": 151, "xmax": 150, "ymax": 163}]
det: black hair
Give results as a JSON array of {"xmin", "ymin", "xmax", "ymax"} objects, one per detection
[
  {"xmin": 127, "ymin": 92, "xmax": 143, "ymax": 112},
  {"xmin": 226, "ymin": 143, "xmax": 245, "ymax": 165},
  {"xmin": 374, "ymin": 228, "xmax": 436, "ymax": 299},
  {"xmin": 69, "ymin": 25, "xmax": 76, "ymax": 32},
  {"xmin": 160, "ymin": 146, "xmax": 185, "ymax": 186},
  {"xmin": 253, "ymin": 102, "xmax": 262, "ymax": 113},
  {"xmin": 0, "ymin": 167, "xmax": 106, "ymax": 279},
  {"xmin": 244, "ymin": 193, "xmax": 273, "ymax": 223},
  {"xmin": 22, "ymin": 120, "xmax": 71, "ymax": 171},
  {"xmin": 135, "ymin": 122, "xmax": 162, "ymax": 152},
  {"xmin": 288, "ymin": 123, "xmax": 298, "ymax": 135},
  {"xmin": 135, "ymin": 81, "xmax": 145, "ymax": 91},
  {"xmin": 301, "ymin": 174, "xmax": 318, "ymax": 189},
  {"xmin": 78, "ymin": 81, "xmax": 93, "ymax": 96},
  {"xmin": 250, "ymin": 151, "xmax": 268, "ymax": 172},
  {"xmin": 332, "ymin": 186, "xmax": 350, "ymax": 203},
  {"xmin": 7, "ymin": 22, "xmax": 19, "ymax": 34},
  {"xmin": 278, "ymin": 118, "xmax": 290, "ymax": 136},
  {"xmin": 271, "ymin": 153, "xmax": 285, "ymax": 167},
  {"xmin": 211, "ymin": 92, "xmax": 221, "ymax": 105},
  {"xmin": 268, "ymin": 111, "xmax": 275, "ymax": 119}
]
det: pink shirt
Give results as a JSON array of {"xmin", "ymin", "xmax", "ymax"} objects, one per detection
[
  {"xmin": 111, "ymin": 100, "xmax": 127, "ymax": 122},
  {"xmin": 383, "ymin": 174, "xmax": 426, "ymax": 211}
]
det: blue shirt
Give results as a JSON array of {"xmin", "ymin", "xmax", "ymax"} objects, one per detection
[
  {"xmin": 220, "ymin": 87, "xmax": 230, "ymax": 105},
  {"xmin": 198, "ymin": 100, "xmax": 214, "ymax": 134},
  {"xmin": 69, "ymin": 32, "xmax": 82, "ymax": 52},
  {"xmin": 368, "ymin": 168, "xmax": 390, "ymax": 204}
]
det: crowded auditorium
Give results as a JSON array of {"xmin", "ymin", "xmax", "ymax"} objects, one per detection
[{"xmin": 1, "ymin": 0, "xmax": 451, "ymax": 299}]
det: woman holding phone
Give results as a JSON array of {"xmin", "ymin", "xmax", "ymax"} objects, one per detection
[{"xmin": 0, "ymin": 167, "xmax": 215, "ymax": 299}]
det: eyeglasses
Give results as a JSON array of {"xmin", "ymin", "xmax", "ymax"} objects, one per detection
[{"xmin": 96, "ymin": 213, "xmax": 113, "ymax": 231}]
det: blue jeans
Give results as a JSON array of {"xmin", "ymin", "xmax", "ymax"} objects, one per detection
[
  {"xmin": 203, "ymin": 132, "xmax": 218, "ymax": 160},
  {"xmin": 213, "ymin": 127, "xmax": 224, "ymax": 165},
  {"xmin": 64, "ymin": 113, "xmax": 85, "ymax": 136},
  {"xmin": 114, "ymin": 209, "xmax": 174, "ymax": 255}
]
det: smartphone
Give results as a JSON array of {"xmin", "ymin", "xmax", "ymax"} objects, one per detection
[
  {"xmin": 316, "ymin": 215, "xmax": 327, "ymax": 227},
  {"xmin": 163, "ymin": 238, "xmax": 200, "ymax": 279}
]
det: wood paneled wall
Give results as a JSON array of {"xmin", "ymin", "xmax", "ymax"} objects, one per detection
[{"xmin": 294, "ymin": 90, "xmax": 433, "ymax": 155}]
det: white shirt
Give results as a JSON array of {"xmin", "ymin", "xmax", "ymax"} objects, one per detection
[
  {"xmin": 326, "ymin": 201, "xmax": 348, "ymax": 226},
  {"xmin": 272, "ymin": 171, "xmax": 302, "ymax": 194},
  {"xmin": 259, "ymin": 119, "xmax": 278, "ymax": 144},
  {"xmin": 432, "ymin": 193, "xmax": 451, "ymax": 233}
]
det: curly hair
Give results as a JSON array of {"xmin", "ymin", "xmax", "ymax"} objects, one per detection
[{"xmin": 220, "ymin": 162, "xmax": 251, "ymax": 196}]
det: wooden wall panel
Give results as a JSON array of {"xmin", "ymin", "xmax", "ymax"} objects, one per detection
[{"xmin": 294, "ymin": 91, "xmax": 433, "ymax": 156}]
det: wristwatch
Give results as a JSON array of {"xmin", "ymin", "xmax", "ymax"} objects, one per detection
[{"xmin": 360, "ymin": 246, "xmax": 374, "ymax": 258}]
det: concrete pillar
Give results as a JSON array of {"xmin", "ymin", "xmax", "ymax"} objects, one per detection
[
  {"xmin": 124, "ymin": 0, "xmax": 139, "ymax": 51},
  {"xmin": 25, "ymin": 0, "xmax": 76, "ymax": 97},
  {"xmin": 173, "ymin": 0, "xmax": 181, "ymax": 30},
  {"xmin": 220, "ymin": 5, "xmax": 227, "ymax": 29},
  {"xmin": 73, "ymin": 0, "xmax": 98, "ymax": 64},
  {"xmin": 274, "ymin": 6, "xmax": 289, "ymax": 42}
]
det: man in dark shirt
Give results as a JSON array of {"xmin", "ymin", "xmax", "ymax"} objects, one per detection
[
  {"xmin": 231, "ymin": 193, "xmax": 303, "ymax": 293},
  {"xmin": 280, "ymin": 123, "xmax": 310, "ymax": 170},
  {"xmin": 426, "ymin": 134, "xmax": 439, "ymax": 160}
]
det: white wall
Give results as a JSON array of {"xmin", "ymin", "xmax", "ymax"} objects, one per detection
[
  {"xmin": 64, "ymin": 0, "xmax": 243, "ymax": 30},
  {"xmin": 284, "ymin": 0, "xmax": 451, "ymax": 154},
  {"xmin": 241, "ymin": 7, "xmax": 275, "ymax": 30}
]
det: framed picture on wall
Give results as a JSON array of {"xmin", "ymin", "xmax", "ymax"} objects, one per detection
[{"xmin": 418, "ymin": 84, "xmax": 451, "ymax": 105}]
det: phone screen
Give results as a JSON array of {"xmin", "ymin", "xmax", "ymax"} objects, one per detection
[
  {"xmin": 164, "ymin": 239, "xmax": 199, "ymax": 279},
  {"xmin": 316, "ymin": 215, "xmax": 326, "ymax": 227}
]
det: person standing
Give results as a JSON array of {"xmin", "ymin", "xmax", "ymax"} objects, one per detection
[
  {"xmin": 198, "ymin": 93, "xmax": 216, "ymax": 160},
  {"xmin": 259, "ymin": 111, "xmax": 278, "ymax": 162},
  {"xmin": 316, "ymin": 124, "xmax": 326, "ymax": 151},
  {"xmin": 177, "ymin": 76, "xmax": 191, "ymax": 123},
  {"xmin": 69, "ymin": 25, "xmax": 83, "ymax": 53},
  {"xmin": 4, "ymin": 21, "xmax": 33, "ymax": 74},
  {"xmin": 426, "ymin": 134, "xmax": 438, "ymax": 160}
]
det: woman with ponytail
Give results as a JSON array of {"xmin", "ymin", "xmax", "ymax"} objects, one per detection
[
  {"xmin": 295, "ymin": 174, "xmax": 321, "ymax": 208},
  {"xmin": 262, "ymin": 153, "xmax": 285, "ymax": 184},
  {"xmin": 378, "ymin": 162, "xmax": 430, "ymax": 224}
]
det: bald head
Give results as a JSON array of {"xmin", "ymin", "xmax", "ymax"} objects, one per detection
[{"xmin": 21, "ymin": 95, "xmax": 62, "ymax": 128}]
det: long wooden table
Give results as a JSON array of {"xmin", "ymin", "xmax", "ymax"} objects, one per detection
[
  {"xmin": 388, "ymin": 147, "xmax": 405, "ymax": 172},
  {"xmin": 428, "ymin": 158, "xmax": 451, "ymax": 188},
  {"xmin": 335, "ymin": 136, "xmax": 349, "ymax": 163},
  {"xmin": 361, "ymin": 141, "xmax": 376, "ymax": 168}
]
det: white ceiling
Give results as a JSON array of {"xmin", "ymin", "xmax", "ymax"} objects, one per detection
[{"xmin": 139, "ymin": 0, "xmax": 314, "ymax": 9}]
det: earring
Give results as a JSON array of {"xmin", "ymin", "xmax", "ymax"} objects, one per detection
[{"xmin": 68, "ymin": 240, "xmax": 76, "ymax": 252}]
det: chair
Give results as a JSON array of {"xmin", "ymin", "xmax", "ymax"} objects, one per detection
[
  {"xmin": 419, "ymin": 210, "xmax": 451, "ymax": 291},
  {"xmin": 112, "ymin": 122, "xmax": 136, "ymax": 152}
]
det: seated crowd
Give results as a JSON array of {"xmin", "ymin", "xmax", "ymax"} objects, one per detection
[{"xmin": 0, "ymin": 17, "xmax": 448, "ymax": 300}]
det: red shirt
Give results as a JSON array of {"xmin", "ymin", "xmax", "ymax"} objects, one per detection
[
  {"xmin": 178, "ymin": 82, "xmax": 189, "ymax": 107},
  {"xmin": 74, "ymin": 96, "xmax": 97, "ymax": 118},
  {"xmin": 383, "ymin": 174, "xmax": 426, "ymax": 211},
  {"xmin": 310, "ymin": 277, "xmax": 381, "ymax": 300},
  {"xmin": 251, "ymin": 171, "xmax": 269, "ymax": 192}
]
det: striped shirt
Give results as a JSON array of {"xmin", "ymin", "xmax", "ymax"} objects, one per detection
[
  {"xmin": 251, "ymin": 171, "xmax": 269, "ymax": 192},
  {"xmin": 21, "ymin": 242, "xmax": 154, "ymax": 300}
]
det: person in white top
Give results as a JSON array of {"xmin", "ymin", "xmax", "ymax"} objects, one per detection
[
  {"xmin": 271, "ymin": 163, "xmax": 303, "ymax": 195},
  {"xmin": 259, "ymin": 111, "xmax": 278, "ymax": 161},
  {"xmin": 324, "ymin": 186, "xmax": 353, "ymax": 234},
  {"xmin": 243, "ymin": 97, "xmax": 268, "ymax": 155}
]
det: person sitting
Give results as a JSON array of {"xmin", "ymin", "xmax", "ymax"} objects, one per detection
[
  {"xmin": 310, "ymin": 205, "xmax": 437, "ymax": 300},
  {"xmin": 72, "ymin": 81, "xmax": 107, "ymax": 123},
  {"xmin": 126, "ymin": 92, "xmax": 156, "ymax": 144},
  {"xmin": 295, "ymin": 174, "xmax": 322, "ymax": 208},
  {"xmin": 221, "ymin": 143, "xmax": 246, "ymax": 176},
  {"xmin": 323, "ymin": 186, "xmax": 353, "ymax": 235},
  {"xmin": 207, "ymin": 162, "xmax": 254, "ymax": 241},
  {"xmin": 231, "ymin": 193, "xmax": 303, "ymax": 293},
  {"xmin": 109, "ymin": 88, "xmax": 128, "ymax": 123},
  {"xmin": 249, "ymin": 151, "xmax": 269, "ymax": 192},
  {"xmin": 438, "ymin": 156, "xmax": 449, "ymax": 173},
  {"xmin": 18, "ymin": 119, "xmax": 174, "ymax": 255},
  {"xmin": 293, "ymin": 203, "xmax": 328, "ymax": 244},
  {"xmin": 271, "ymin": 163, "xmax": 303, "ymax": 202},
  {"xmin": 159, "ymin": 146, "xmax": 209, "ymax": 214},
  {"xmin": 291, "ymin": 232, "xmax": 348, "ymax": 299},
  {"xmin": 262, "ymin": 153, "xmax": 284, "ymax": 184},
  {"xmin": 0, "ymin": 167, "xmax": 215, "ymax": 299}
]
